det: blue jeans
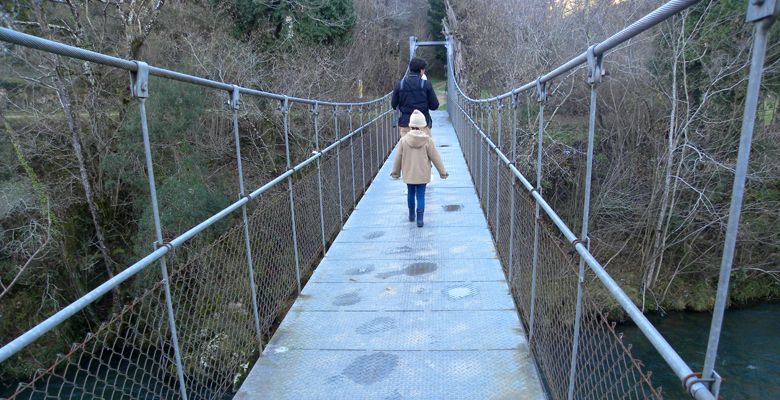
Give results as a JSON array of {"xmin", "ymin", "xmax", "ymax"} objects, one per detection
[{"xmin": 407, "ymin": 184, "xmax": 427, "ymax": 210}]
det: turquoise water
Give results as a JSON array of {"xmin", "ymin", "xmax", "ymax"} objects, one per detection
[{"xmin": 621, "ymin": 303, "xmax": 780, "ymax": 399}]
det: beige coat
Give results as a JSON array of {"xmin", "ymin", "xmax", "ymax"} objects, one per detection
[{"xmin": 390, "ymin": 130, "xmax": 448, "ymax": 184}]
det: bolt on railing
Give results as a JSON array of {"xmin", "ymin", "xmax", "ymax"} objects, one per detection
[
  {"xmin": 436, "ymin": 0, "xmax": 778, "ymax": 398},
  {"xmin": 0, "ymin": 26, "xmax": 393, "ymax": 399}
]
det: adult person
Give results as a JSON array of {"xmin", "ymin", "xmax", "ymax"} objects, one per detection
[
  {"xmin": 391, "ymin": 110, "xmax": 448, "ymax": 227},
  {"xmin": 391, "ymin": 57, "xmax": 439, "ymax": 137}
]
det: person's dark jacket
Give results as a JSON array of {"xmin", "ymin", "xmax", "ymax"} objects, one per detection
[{"xmin": 391, "ymin": 74, "xmax": 439, "ymax": 128}]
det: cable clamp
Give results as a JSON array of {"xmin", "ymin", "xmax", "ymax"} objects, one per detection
[
  {"xmin": 572, "ymin": 237, "xmax": 589, "ymax": 249},
  {"xmin": 684, "ymin": 371, "xmax": 723, "ymax": 398},
  {"xmin": 746, "ymin": 0, "xmax": 779, "ymax": 22},
  {"xmin": 130, "ymin": 61, "xmax": 149, "ymax": 98},
  {"xmin": 153, "ymin": 241, "xmax": 174, "ymax": 252},
  {"xmin": 586, "ymin": 44, "xmax": 606, "ymax": 85},
  {"xmin": 535, "ymin": 77, "xmax": 547, "ymax": 104},
  {"xmin": 229, "ymin": 85, "xmax": 241, "ymax": 110}
]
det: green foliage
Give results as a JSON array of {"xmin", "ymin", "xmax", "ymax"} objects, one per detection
[
  {"xmin": 427, "ymin": 0, "xmax": 447, "ymax": 63},
  {"xmin": 222, "ymin": 0, "xmax": 356, "ymax": 44},
  {"xmin": 730, "ymin": 270, "xmax": 780, "ymax": 305},
  {"xmin": 112, "ymin": 79, "xmax": 232, "ymax": 259},
  {"xmin": 134, "ymin": 167, "xmax": 231, "ymax": 248}
]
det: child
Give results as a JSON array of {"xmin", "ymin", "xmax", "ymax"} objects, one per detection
[{"xmin": 390, "ymin": 110, "xmax": 448, "ymax": 227}]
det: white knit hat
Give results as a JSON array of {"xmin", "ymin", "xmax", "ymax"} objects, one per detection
[{"xmin": 409, "ymin": 110, "xmax": 427, "ymax": 128}]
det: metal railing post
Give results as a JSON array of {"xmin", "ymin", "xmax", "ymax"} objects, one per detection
[
  {"xmin": 568, "ymin": 45, "xmax": 603, "ymax": 400},
  {"xmin": 529, "ymin": 78, "xmax": 547, "ymax": 343},
  {"xmin": 700, "ymin": 5, "xmax": 777, "ymax": 397},
  {"xmin": 486, "ymin": 103, "xmax": 492, "ymax": 222},
  {"xmin": 312, "ymin": 103, "xmax": 327, "ymax": 255},
  {"xmin": 383, "ymin": 105, "xmax": 388, "ymax": 156},
  {"xmin": 359, "ymin": 106, "xmax": 366, "ymax": 191},
  {"xmin": 334, "ymin": 107, "xmax": 344, "ymax": 224},
  {"xmin": 368, "ymin": 106, "xmax": 375, "ymax": 177},
  {"xmin": 375, "ymin": 105, "xmax": 381, "ymax": 164},
  {"xmin": 479, "ymin": 104, "xmax": 485, "ymax": 198},
  {"xmin": 281, "ymin": 97, "xmax": 302, "ymax": 293},
  {"xmin": 130, "ymin": 62, "xmax": 188, "ymax": 400},
  {"xmin": 495, "ymin": 102, "xmax": 504, "ymax": 236},
  {"xmin": 229, "ymin": 86, "xmax": 264, "ymax": 352},
  {"xmin": 348, "ymin": 106, "xmax": 356, "ymax": 206},
  {"xmin": 471, "ymin": 102, "xmax": 476, "ymax": 169},
  {"xmin": 508, "ymin": 94, "xmax": 518, "ymax": 281}
]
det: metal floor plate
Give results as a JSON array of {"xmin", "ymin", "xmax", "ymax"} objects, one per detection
[{"xmin": 236, "ymin": 111, "xmax": 545, "ymax": 399}]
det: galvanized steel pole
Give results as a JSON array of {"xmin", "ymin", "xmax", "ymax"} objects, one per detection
[
  {"xmin": 567, "ymin": 45, "xmax": 603, "ymax": 400},
  {"xmin": 486, "ymin": 104, "xmax": 492, "ymax": 221},
  {"xmin": 348, "ymin": 106, "xmax": 356, "ymax": 206},
  {"xmin": 508, "ymin": 95, "xmax": 518, "ymax": 280},
  {"xmin": 360, "ymin": 106, "xmax": 366, "ymax": 190},
  {"xmin": 229, "ymin": 86, "xmax": 264, "ymax": 352},
  {"xmin": 131, "ymin": 62, "xmax": 189, "ymax": 400},
  {"xmin": 495, "ymin": 102, "xmax": 503, "ymax": 235},
  {"xmin": 529, "ymin": 78, "xmax": 547, "ymax": 343},
  {"xmin": 312, "ymin": 103, "xmax": 327, "ymax": 255},
  {"xmin": 282, "ymin": 98, "xmax": 302, "ymax": 293},
  {"xmin": 334, "ymin": 107, "xmax": 344, "ymax": 224},
  {"xmin": 701, "ymin": 6, "xmax": 778, "ymax": 395},
  {"xmin": 479, "ymin": 105, "xmax": 485, "ymax": 197}
]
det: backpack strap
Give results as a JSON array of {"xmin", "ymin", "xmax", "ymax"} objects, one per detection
[{"xmin": 399, "ymin": 77, "xmax": 425, "ymax": 91}]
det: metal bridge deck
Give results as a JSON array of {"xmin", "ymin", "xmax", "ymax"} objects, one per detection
[{"xmin": 235, "ymin": 111, "xmax": 544, "ymax": 399}]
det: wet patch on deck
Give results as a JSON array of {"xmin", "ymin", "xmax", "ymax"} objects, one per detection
[
  {"xmin": 443, "ymin": 204, "xmax": 463, "ymax": 212},
  {"xmin": 375, "ymin": 262, "xmax": 438, "ymax": 279},
  {"xmin": 356, "ymin": 317, "xmax": 397, "ymax": 335},
  {"xmin": 345, "ymin": 265, "xmax": 375, "ymax": 275},
  {"xmin": 445, "ymin": 284, "xmax": 478, "ymax": 300},
  {"xmin": 332, "ymin": 291, "xmax": 361, "ymax": 306},
  {"xmin": 363, "ymin": 231, "xmax": 385, "ymax": 240},
  {"xmin": 341, "ymin": 352, "xmax": 399, "ymax": 385}
]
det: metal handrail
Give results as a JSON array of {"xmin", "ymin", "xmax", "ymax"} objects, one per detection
[
  {"xmin": 439, "ymin": 0, "xmax": 776, "ymax": 398},
  {"xmin": 0, "ymin": 27, "xmax": 390, "ymax": 107},
  {"xmin": 0, "ymin": 27, "xmax": 393, "ymax": 365}
]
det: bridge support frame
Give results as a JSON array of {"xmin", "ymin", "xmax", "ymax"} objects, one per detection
[{"xmin": 131, "ymin": 61, "xmax": 189, "ymax": 400}]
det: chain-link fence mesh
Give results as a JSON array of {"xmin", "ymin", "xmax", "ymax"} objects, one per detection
[
  {"xmin": 4, "ymin": 94, "xmax": 393, "ymax": 399},
  {"xmin": 453, "ymin": 95, "xmax": 661, "ymax": 399}
]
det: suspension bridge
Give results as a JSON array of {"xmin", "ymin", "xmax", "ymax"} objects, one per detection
[{"xmin": 0, "ymin": 0, "xmax": 776, "ymax": 399}]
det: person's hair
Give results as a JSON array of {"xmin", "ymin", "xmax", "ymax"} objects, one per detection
[{"xmin": 409, "ymin": 57, "xmax": 427, "ymax": 74}]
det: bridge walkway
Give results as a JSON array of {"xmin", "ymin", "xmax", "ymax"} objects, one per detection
[{"xmin": 235, "ymin": 111, "xmax": 545, "ymax": 399}]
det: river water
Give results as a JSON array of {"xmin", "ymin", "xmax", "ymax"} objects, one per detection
[{"xmin": 621, "ymin": 303, "xmax": 780, "ymax": 399}]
